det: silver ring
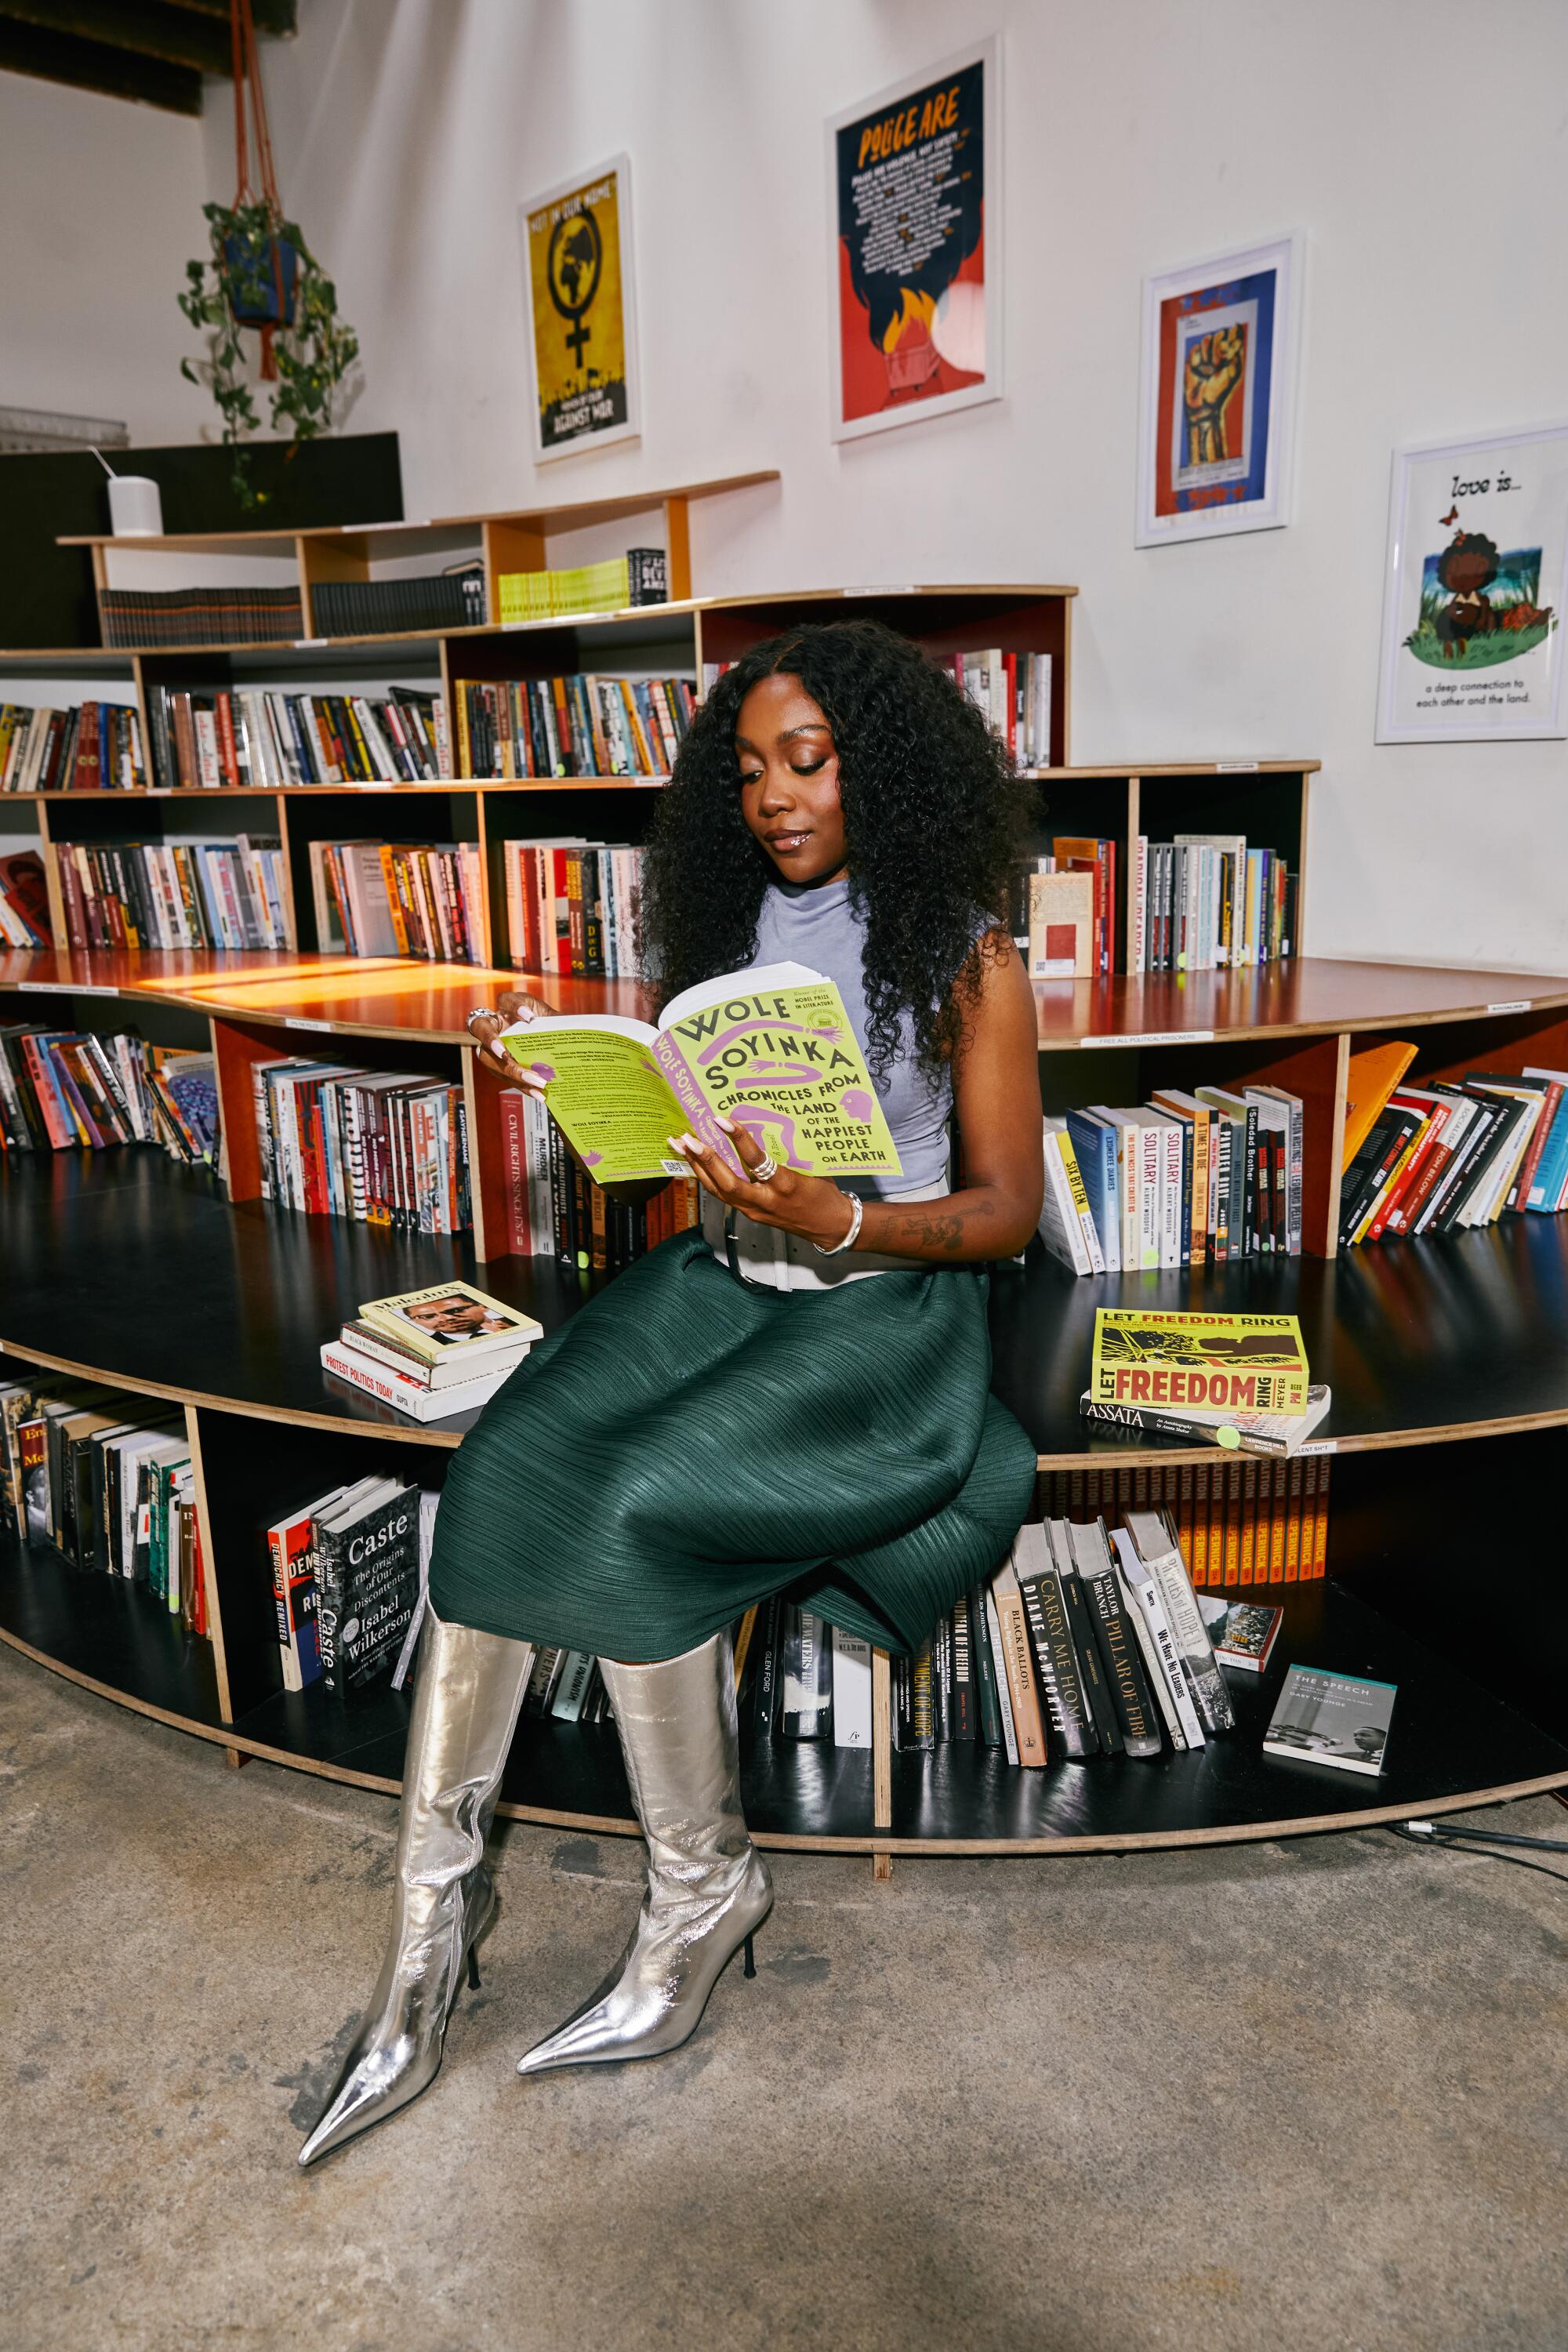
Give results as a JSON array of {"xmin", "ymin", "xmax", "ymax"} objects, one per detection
[
  {"xmin": 750, "ymin": 1151, "xmax": 779, "ymax": 1184},
  {"xmin": 465, "ymin": 1007, "xmax": 496, "ymax": 1032}
]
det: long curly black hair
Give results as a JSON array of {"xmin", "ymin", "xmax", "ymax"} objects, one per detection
[{"xmin": 637, "ymin": 619, "xmax": 1032, "ymax": 1083}]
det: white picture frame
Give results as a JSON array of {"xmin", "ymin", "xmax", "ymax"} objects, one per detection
[
  {"xmin": 826, "ymin": 34, "xmax": 1002, "ymax": 445},
  {"xmin": 1135, "ymin": 232, "xmax": 1304, "ymax": 547},
  {"xmin": 518, "ymin": 153, "xmax": 641, "ymax": 465},
  {"xmin": 1376, "ymin": 422, "xmax": 1568, "ymax": 742}
]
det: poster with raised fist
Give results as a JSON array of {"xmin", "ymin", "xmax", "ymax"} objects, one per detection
[{"xmin": 828, "ymin": 40, "xmax": 1001, "ymax": 442}]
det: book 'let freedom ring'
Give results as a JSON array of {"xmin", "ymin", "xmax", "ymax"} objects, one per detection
[
  {"xmin": 1089, "ymin": 1309, "xmax": 1311, "ymax": 1416},
  {"xmin": 500, "ymin": 960, "xmax": 902, "ymax": 1186}
]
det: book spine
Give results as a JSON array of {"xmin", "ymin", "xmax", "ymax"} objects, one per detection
[
  {"xmin": 1018, "ymin": 1566, "xmax": 1095, "ymax": 1758},
  {"xmin": 1059, "ymin": 1568, "xmax": 1121, "ymax": 1754},
  {"xmin": 830, "ymin": 1628, "xmax": 873, "ymax": 1748},
  {"xmin": 1083, "ymin": 1563, "xmax": 1163, "ymax": 1757},
  {"xmin": 968, "ymin": 1581, "xmax": 1004, "ymax": 1748}
]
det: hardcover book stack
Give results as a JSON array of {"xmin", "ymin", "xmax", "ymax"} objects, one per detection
[
  {"xmin": 309, "ymin": 838, "xmax": 483, "ymax": 962},
  {"xmin": 310, "ymin": 568, "xmax": 486, "ymax": 637},
  {"xmin": 1130, "ymin": 833, "xmax": 1295, "ymax": 974},
  {"xmin": 1, "ymin": 1375, "xmax": 210, "ymax": 1637},
  {"xmin": 1338, "ymin": 1039, "xmax": 1568, "ymax": 1246},
  {"xmin": 495, "ymin": 549, "xmax": 668, "ymax": 624},
  {"xmin": 99, "ymin": 584, "xmax": 303, "ymax": 649},
  {"xmin": 57, "ymin": 837, "xmax": 289, "ymax": 951},
  {"xmin": 250, "ymin": 1056, "xmax": 472, "ymax": 1233},
  {"xmin": 495, "ymin": 1083, "xmax": 699, "ymax": 1268},
  {"xmin": 147, "ymin": 684, "xmax": 447, "ymax": 789},
  {"xmin": 319, "ymin": 1283, "xmax": 541, "ymax": 1427},
  {"xmin": 1040, "ymin": 1083, "xmax": 1304, "ymax": 1274},
  {"xmin": 453, "ymin": 670, "xmax": 693, "ymax": 779},
  {"xmin": 503, "ymin": 837, "xmax": 646, "ymax": 976},
  {"xmin": 0, "ymin": 1026, "xmax": 217, "ymax": 1163},
  {"xmin": 1, "ymin": 699, "xmax": 147, "ymax": 791},
  {"xmin": 0, "ymin": 851, "xmax": 49, "ymax": 947}
]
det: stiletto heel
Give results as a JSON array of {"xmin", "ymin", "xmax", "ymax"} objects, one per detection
[
  {"xmin": 466, "ymin": 1944, "xmax": 482, "ymax": 1991},
  {"xmin": 742, "ymin": 1933, "xmax": 757, "ymax": 1980}
]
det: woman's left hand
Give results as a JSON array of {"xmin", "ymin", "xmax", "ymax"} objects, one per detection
[{"xmin": 672, "ymin": 1119, "xmax": 856, "ymax": 1252}]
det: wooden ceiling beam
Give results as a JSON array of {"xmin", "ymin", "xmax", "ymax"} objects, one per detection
[
  {"xmin": 0, "ymin": 17, "xmax": 201, "ymax": 110},
  {"xmin": 0, "ymin": 0, "xmax": 234, "ymax": 78}
]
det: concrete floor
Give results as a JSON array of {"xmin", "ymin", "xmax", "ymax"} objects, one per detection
[{"xmin": 2, "ymin": 1645, "xmax": 1566, "ymax": 2352}]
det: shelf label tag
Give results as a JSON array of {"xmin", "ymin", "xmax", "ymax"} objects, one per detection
[
  {"xmin": 284, "ymin": 1015, "xmax": 325, "ymax": 1031},
  {"xmin": 842, "ymin": 585, "xmax": 917, "ymax": 597},
  {"xmin": 293, "ymin": 637, "xmax": 329, "ymax": 650},
  {"xmin": 22, "ymin": 980, "xmax": 118, "ymax": 996},
  {"xmin": 1486, "ymin": 999, "xmax": 1531, "ymax": 1014},
  {"xmin": 1301, "ymin": 1439, "xmax": 1337, "ymax": 1455},
  {"xmin": 1081, "ymin": 1028, "xmax": 1214, "ymax": 1049},
  {"xmin": 1215, "ymin": 760, "xmax": 1260, "ymax": 772}
]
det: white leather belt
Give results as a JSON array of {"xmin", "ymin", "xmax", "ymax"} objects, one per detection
[{"xmin": 702, "ymin": 1181, "xmax": 950, "ymax": 1292}]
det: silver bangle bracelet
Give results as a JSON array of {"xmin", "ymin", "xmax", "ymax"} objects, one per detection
[{"xmin": 811, "ymin": 1190, "xmax": 863, "ymax": 1258}]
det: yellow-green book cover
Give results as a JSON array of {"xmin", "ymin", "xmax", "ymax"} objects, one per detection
[
  {"xmin": 499, "ymin": 959, "xmax": 903, "ymax": 1187},
  {"xmin": 1090, "ymin": 1308, "xmax": 1310, "ymax": 1415}
]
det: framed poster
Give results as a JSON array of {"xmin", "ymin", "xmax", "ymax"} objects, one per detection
[
  {"xmin": 1136, "ymin": 233, "xmax": 1303, "ymax": 546},
  {"xmin": 1376, "ymin": 423, "xmax": 1567, "ymax": 742},
  {"xmin": 518, "ymin": 156, "xmax": 640, "ymax": 462},
  {"xmin": 827, "ymin": 37, "xmax": 1000, "ymax": 443}
]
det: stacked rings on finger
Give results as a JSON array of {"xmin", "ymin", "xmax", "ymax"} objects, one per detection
[
  {"xmin": 750, "ymin": 1152, "xmax": 779, "ymax": 1183},
  {"xmin": 465, "ymin": 1007, "xmax": 496, "ymax": 1032}
]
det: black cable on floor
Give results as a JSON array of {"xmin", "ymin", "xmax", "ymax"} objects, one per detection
[{"xmin": 1386, "ymin": 1821, "xmax": 1568, "ymax": 1888}]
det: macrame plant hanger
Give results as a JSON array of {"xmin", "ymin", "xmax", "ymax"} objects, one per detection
[{"xmin": 227, "ymin": 0, "xmax": 289, "ymax": 379}]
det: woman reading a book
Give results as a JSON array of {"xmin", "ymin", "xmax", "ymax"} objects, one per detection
[{"xmin": 300, "ymin": 619, "xmax": 1044, "ymax": 2165}]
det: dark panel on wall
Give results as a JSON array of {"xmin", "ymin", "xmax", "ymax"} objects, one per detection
[{"xmin": 0, "ymin": 431, "xmax": 404, "ymax": 648}]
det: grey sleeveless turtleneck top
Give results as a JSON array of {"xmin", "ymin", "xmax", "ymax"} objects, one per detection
[{"xmin": 750, "ymin": 873, "xmax": 953, "ymax": 1199}]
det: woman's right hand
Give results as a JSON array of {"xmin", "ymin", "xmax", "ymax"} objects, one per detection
[{"xmin": 466, "ymin": 991, "xmax": 550, "ymax": 1088}]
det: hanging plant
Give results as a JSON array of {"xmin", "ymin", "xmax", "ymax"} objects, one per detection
[{"xmin": 176, "ymin": 1, "xmax": 359, "ymax": 508}]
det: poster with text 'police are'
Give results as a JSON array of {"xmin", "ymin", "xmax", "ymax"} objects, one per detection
[
  {"xmin": 1377, "ymin": 424, "xmax": 1568, "ymax": 742},
  {"xmin": 519, "ymin": 156, "xmax": 640, "ymax": 463},
  {"xmin": 828, "ymin": 38, "xmax": 1001, "ymax": 442}
]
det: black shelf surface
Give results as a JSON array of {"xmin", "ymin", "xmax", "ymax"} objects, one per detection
[
  {"xmin": 0, "ymin": 1534, "xmax": 224, "ymax": 1729},
  {"xmin": 989, "ymin": 1214, "xmax": 1568, "ymax": 1457},
  {"xmin": 5, "ymin": 1150, "xmax": 1568, "ymax": 1461}
]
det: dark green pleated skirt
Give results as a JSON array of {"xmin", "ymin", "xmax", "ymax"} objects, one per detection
[{"xmin": 426, "ymin": 1229, "xmax": 1036, "ymax": 1662}]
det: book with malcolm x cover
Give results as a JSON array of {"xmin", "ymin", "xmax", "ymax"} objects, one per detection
[
  {"xmin": 500, "ymin": 960, "xmax": 902, "ymax": 1187},
  {"xmin": 1089, "ymin": 1309, "xmax": 1311, "ymax": 1416}
]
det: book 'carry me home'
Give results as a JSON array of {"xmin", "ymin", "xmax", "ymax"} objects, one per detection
[{"xmin": 500, "ymin": 960, "xmax": 902, "ymax": 1186}]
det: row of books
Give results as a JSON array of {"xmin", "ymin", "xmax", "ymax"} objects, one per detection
[
  {"xmin": 310, "ymin": 838, "xmax": 482, "ymax": 962},
  {"xmin": 495, "ymin": 549, "xmax": 668, "ymax": 625},
  {"xmin": 267, "ymin": 1472, "xmax": 435, "ymax": 1692},
  {"xmin": 1039, "ymin": 1457, "xmax": 1330, "ymax": 1586},
  {"xmin": 99, "ymin": 584, "xmax": 303, "ymax": 649},
  {"xmin": 1339, "ymin": 1045, "xmax": 1568, "ymax": 1247},
  {"xmin": 56, "ymin": 836, "xmax": 289, "ymax": 953},
  {"xmin": 319, "ymin": 1280, "xmax": 541, "ymax": 1428},
  {"xmin": 0, "ymin": 1026, "xmax": 218, "ymax": 1160},
  {"xmin": 0, "ymin": 699, "xmax": 147, "ymax": 792},
  {"xmin": 2, "ymin": 1376, "xmax": 209, "ymax": 1636},
  {"xmin": 503, "ymin": 837, "xmax": 645, "ymax": 976},
  {"xmin": 1040, "ymin": 1084, "xmax": 1304, "ymax": 1275},
  {"xmin": 148, "ymin": 685, "xmax": 448, "ymax": 790},
  {"xmin": 1018, "ymin": 836, "xmax": 1117, "ymax": 975},
  {"xmin": 1131, "ymin": 835, "xmax": 1295, "ymax": 973},
  {"xmin": 310, "ymin": 568, "xmax": 486, "ymax": 638},
  {"xmin": 452, "ymin": 672, "xmax": 695, "ymax": 780},
  {"xmin": 497, "ymin": 1083, "xmax": 700, "ymax": 1269},
  {"xmin": 0, "ymin": 851, "xmax": 49, "ymax": 947},
  {"xmin": 700, "ymin": 648, "xmax": 1054, "ymax": 771},
  {"xmin": 252, "ymin": 1056, "xmax": 471, "ymax": 1234}
]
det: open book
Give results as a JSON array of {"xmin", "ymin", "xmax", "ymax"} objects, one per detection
[{"xmin": 500, "ymin": 960, "xmax": 902, "ymax": 1186}]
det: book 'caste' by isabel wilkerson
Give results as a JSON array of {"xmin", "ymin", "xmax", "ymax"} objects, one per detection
[
  {"xmin": 1089, "ymin": 1308, "xmax": 1311, "ymax": 1416},
  {"xmin": 501, "ymin": 960, "xmax": 902, "ymax": 1186}
]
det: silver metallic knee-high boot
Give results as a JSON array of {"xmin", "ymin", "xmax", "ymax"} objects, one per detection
[
  {"xmin": 297, "ymin": 1610, "xmax": 535, "ymax": 2167},
  {"xmin": 516, "ymin": 1630, "xmax": 772, "ymax": 2075}
]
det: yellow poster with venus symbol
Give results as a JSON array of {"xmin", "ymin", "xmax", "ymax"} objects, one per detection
[{"xmin": 521, "ymin": 154, "xmax": 639, "ymax": 458}]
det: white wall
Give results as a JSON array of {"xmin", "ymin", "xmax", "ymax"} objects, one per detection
[
  {"xmin": 0, "ymin": 68, "xmax": 212, "ymax": 443},
  {"xmin": 71, "ymin": 0, "xmax": 1568, "ymax": 971}
]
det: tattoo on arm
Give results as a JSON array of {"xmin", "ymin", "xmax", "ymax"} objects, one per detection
[{"xmin": 914, "ymin": 1212, "xmax": 967, "ymax": 1255}]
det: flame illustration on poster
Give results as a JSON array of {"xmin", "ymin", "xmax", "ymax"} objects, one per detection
[{"xmin": 828, "ymin": 38, "xmax": 1001, "ymax": 441}]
